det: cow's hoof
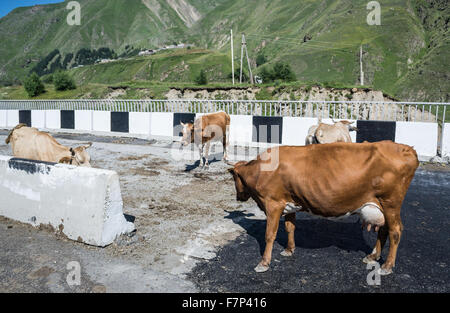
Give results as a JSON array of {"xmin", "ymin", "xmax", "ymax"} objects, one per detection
[
  {"xmin": 280, "ymin": 250, "xmax": 294, "ymax": 257},
  {"xmin": 254, "ymin": 263, "xmax": 269, "ymax": 273},
  {"xmin": 362, "ymin": 255, "xmax": 379, "ymax": 264},
  {"xmin": 377, "ymin": 267, "xmax": 393, "ymax": 276}
]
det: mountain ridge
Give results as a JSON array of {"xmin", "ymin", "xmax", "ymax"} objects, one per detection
[{"xmin": 0, "ymin": 0, "xmax": 448, "ymax": 101}]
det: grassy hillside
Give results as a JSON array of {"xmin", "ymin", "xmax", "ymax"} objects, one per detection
[
  {"xmin": 68, "ymin": 48, "xmax": 231, "ymax": 84},
  {"xmin": 0, "ymin": 0, "xmax": 448, "ymax": 101}
]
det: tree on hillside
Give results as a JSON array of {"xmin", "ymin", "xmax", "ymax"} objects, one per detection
[
  {"xmin": 53, "ymin": 71, "xmax": 76, "ymax": 91},
  {"xmin": 195, "ymin": 69, "xmax": 208, "ymax": 85},
  {"xmin": 272, "ymin": 61, "xmax": 296, "ymax": 82},
  {"xmin": 256, "ymin": 53, "xmax": 267, "ymax": 67},
  {"xmin": 23, "ymin": 73, "xmax": 45, "ymax": 97}
]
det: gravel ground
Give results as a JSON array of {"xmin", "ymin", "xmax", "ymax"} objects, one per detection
[{"xmin": 0, "ymin": 130, "xmax": 448, "ymax": 293}]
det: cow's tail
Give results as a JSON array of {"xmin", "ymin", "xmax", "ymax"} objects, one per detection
[{"xmin": 5, "ymin": 123, "xmax": 27, "ymax": 145}]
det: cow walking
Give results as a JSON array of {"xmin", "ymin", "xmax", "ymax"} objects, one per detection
[
  {"xmin": 228, "ymin": 141, "xmax": 419, "ymax": 275},
  {"xmin": 5, "ymin": 124, "xmax": 92, "ymax": 167},
  {"xmin": 180, "ymin": 111, "xmax": 230, "ymax": 169},
  {"xmin": 306, "ymin": 119, "xmax": 358, "ymax": 145}
]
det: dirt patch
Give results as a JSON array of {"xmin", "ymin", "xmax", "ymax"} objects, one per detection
[
  {"xmin": 419, "ymin": 162, "xmax": 450, "ymax": 172},
  {"xmin": 118, "ymin": 154, "xmax": 152, "ymax": 161},
  {"xmin": 27, "ymin": 266, "xmax": 55, "ymax": 279},
  {"xmin": 128, "ymin": 168, "xmax": 160, "ymax": 176}
]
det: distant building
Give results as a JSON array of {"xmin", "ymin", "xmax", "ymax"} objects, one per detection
[{"xmin": 138, "ymin": 49, "xmax": 155, "ymax": 56}]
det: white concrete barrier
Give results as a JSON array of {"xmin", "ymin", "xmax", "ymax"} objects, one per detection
[
  {"xmin": 31, "ymin": 110, "xmax": 45, "ymax": 128},
  {"xmin": 0, "ymin": 156, "xmax": 135, "ymax": 247},
  {"xmin": 395, "ymin": 122, "xmax": 438, "ymax": 158},
  {"xmin": 7, "ymin": 110, "xmax": 18, "ymax": 127},
  {"xmin": 46, "ymin": 110, "xmax": 61, "ymax": 129},
  {"xmin": 229, "ymin": 115, "xmax": 252, "ymax": 145},
  {"xmin": 93, "ymin": 111, "xmax": 111, "ymax": 132},
  {"xmin": 442, "ymin": 123, "xmax": 450, "ymax": 158},
  {"xmin": 282, "ymin": 117, "xmax": 318, "ymax": 146},
  {"xmin": 75, "ymin": 110, "xmax": 93, "ymax": 131},
  {"xmin": 0, "ymin": 110, "xmax": 6, "ymax": 127},
  {"xmin": 150, "ymin": 112, "xmax": 173, "ymax": 137},
  {"xmin": 129, "ymin": 112, "xmax": 151, "ymax": 135}
]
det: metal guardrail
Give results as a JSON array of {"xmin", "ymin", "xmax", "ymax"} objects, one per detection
[{"xmin": 0, "ymin": 99, "xmax": 448, "ymax": 123}]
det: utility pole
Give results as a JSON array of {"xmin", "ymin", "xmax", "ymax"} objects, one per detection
[
  {"xmin": 231, "ymin": 29, "xmax": 235, "ymax": 85},
  {"xmin": 360, "ymin": 45, "xmax": 364, "ymax": 86},
  {"xmin": 239, "ymin": 33, "xmax": 254, "ymax": 84}
]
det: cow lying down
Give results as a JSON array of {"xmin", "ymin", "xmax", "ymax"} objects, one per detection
[
  {"xmin": 5, "ymin": 124, "xmax": 92, "ymax": 167},
  {"xmin": 228, "ymin": 141, "xmax": 419, "ymax": 275}
]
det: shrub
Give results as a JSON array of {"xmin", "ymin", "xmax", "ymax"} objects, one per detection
[
  {"xmin": 256, "ymin": 53, "xmax": 267, "ymax": 67},
  {"xmin": 195, "ymin": 69, "xmax": 208, "ymax": 85},
  {"xmin": 23, "ymin": 73, "xmax": 45, "ymax": 97},
  {"xmin": 53, "ymin": 71, "xmax": 76, "ymax": 91},
  {"xmin": 259, "ymin": 66, "xmax": 274, "ymax": 83},
  {"xmin": 272, "ymin": 61, "xmax": 296, "ymax": 82},
  {"xmin": 229, "ymin": 67, "xmax": 248, "ymax": 82}
]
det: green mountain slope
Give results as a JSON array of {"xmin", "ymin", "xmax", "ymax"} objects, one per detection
[{"xmin": 0, "ymin": 0, "xmax": 448, "ymax": 101}]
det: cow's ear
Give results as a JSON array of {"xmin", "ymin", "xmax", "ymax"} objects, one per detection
[
  {"xmin": 180, "ymin": 122, "xmax": 185, "ymax": 127},
  {"xmin": 227, "ymin": 168, "xmax": 235, "ymax": 175},
  {"xmin": 82, "ymin": 142, "xmax": 93, "ymax": 149}
]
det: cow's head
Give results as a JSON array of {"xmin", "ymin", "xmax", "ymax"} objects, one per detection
[
  {"xmin": 180, "ymin": 122, "xmax": 194, "ymax": 146},
  {"xmin": 228, "ymin": 161, "xmax": 251, "ymax": 202},
  {"xmin": 59, "ymin": 142, "xmax": 92, "ymax": 167},
  {"xmin": 337, "ymin": 120, "xmax": 358, "ymax": 132}
]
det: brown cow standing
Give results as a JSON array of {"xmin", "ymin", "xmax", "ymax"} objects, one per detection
[
  {"xmin": 181, "ymin": 111, "xmax": 230, "ymax": 169},
  {"xmin": 228, "ymin": 141, "xmax": 419, "ymax": 275},
  {"xmin": 5, "ymin": 124, "xmax": 92, "ymax": 167}
]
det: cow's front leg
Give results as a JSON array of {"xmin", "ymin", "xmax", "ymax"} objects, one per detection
[
  {"xmin": 281, "ymin": 213, "xmax": 296, "ymax": 257},
  {"xmin": 255, "ymin": 202, "xmax": 283, "ymax": 273},
  {"xmin": 198, "ymin": 144, "xmax": 204, "ymax": 168},
  {"xmin": 203, "ymin": 141, "xmax": 211, "ymax": 169},
  {"xmin": 363, "ymin": 225, "xmax": 388, "ymax": 264}
]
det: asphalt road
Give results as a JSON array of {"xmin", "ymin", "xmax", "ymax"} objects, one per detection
[{"xmin": 188, "ymin": 169, "xmax": 450, "ymax": 293}]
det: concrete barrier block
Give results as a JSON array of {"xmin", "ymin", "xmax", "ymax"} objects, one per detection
[
  {"xmin": 282, "ymin": 117, "xmax": 318, "ymax": 146},
  {"xmin": 75, "ymin": 110, "xmax": 93, "ymax": 131},
  {"xmin": 150, "ymin": 112, "xmax": 173, "ymax": 137},
  {"xmin": 0, "ymin": 110, "xmax": 6, "ymax": 127},
  {"xmin": 442, "ymin": 123, "xmax": 450, "ymax": 158},
  {"xmin": 46, "ymin": 110, "xmax": 61, "ymax": 129},
  {"xmin": 93, "ymin": 111, "xmax": 111, "ymax": 132},
  {"xmin": 7, "ymin": 110, "xmax": 19, "ymax": 127},
  {"xmin": 129, "ymin": 112, "xmax": 151, "ymax": 135},
  {"xmin": 230, "ymin": 115, "xmax": 252, "ymax": 145},
  {"xmin": 395, "ymin": 122, "xmax": 438, "ymax": 158},
  {"xmin": 0, "ymin": 156, "xmax": 135, "ymax": 247},
  {"xmin": 31, "ymin": 110, "xmax": 46, "ymax": 128}
]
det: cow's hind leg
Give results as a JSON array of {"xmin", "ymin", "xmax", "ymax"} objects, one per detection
[
  {"xmin": 281, "ymin": 213, "xmax": 296, "ymax": 257},
  {"xmin": 255, "ymin": 202, "xmax": 283, "ymax": 273},
  {"xmin": 378, "ymin": 210, "xmax": 403, "ymax": 275},
  {"xmin": 363, "ymin": 225, "xmax": 388, "ymax": 264}
]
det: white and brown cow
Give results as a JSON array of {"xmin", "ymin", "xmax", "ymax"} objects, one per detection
[
  {"xmin": 5, "ymin": 124, "xmax": 92, "ymax": 167},
  {"xmin": 306, "ymin": 119, "xmax": 358, "ymax": 145},
  {"xmin": 180, "ymin": 111, "xmax": 230, "ymax": 169},
  {"xmin": 228, "ymin": 141, "xmax": 419, "ymax": 275}
]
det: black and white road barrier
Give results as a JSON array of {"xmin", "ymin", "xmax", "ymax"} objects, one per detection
[
  {"xmin": 0, "ymin": 109, "xmax": 445, "ymax": 159},
  {"xmin": 0, "ymin": 156, "xmax": 135, "ymax": 246}
]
